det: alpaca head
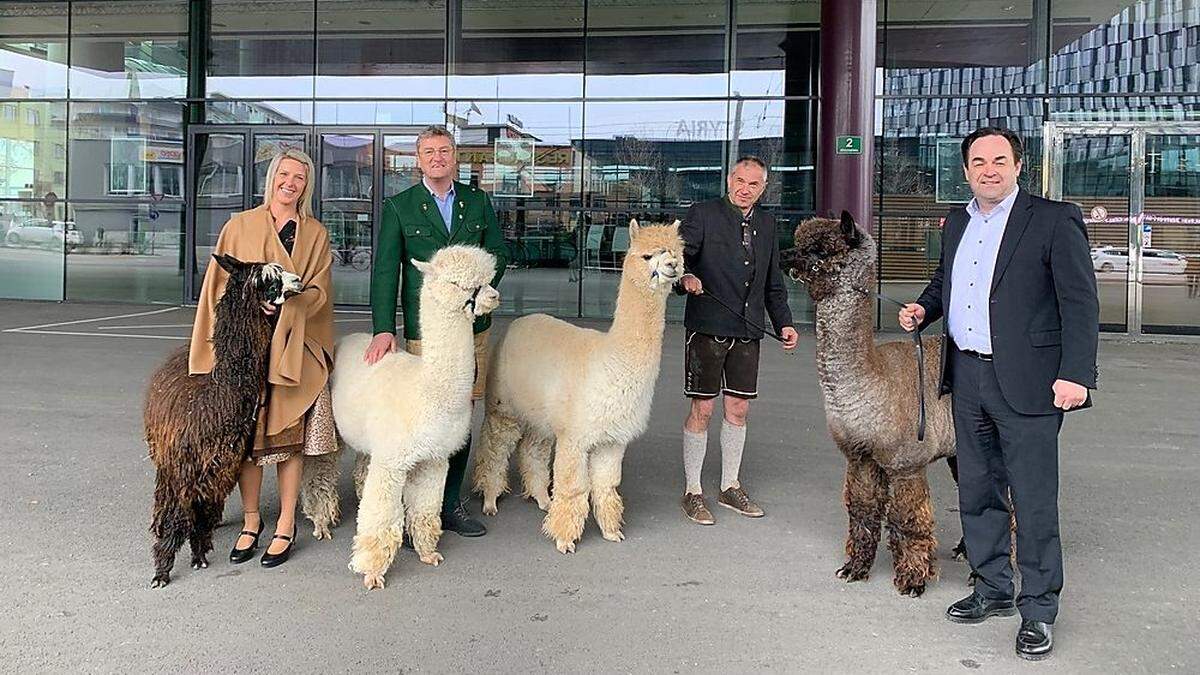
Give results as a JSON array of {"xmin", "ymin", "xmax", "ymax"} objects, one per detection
[
  {"xmin": 622, "ymin": 219, "xmax": 684, "ymax": 292},
  {"xmin": 412, "ymin": 245, "xmax": 501, "ymax": 318},
  {"xmin": 212, "ymin": 253, "xmax": 304, "ymax": 307},
  {"xmin": 780, "ymin": 211, "xmax": 876, "ymax": 303}
]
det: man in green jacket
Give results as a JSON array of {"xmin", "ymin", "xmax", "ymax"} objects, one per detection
[{"xmin": 364, "ymin": 125, "xmax": 507, "ymax": 536}]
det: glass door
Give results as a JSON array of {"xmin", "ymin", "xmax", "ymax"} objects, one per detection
[{"xmin": 1046, "ymin": 122, "xmax": 1200, "ymax": 335}]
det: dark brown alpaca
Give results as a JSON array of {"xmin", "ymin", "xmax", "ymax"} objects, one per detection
[
  {"xmin": 144, "ymin": 254, "xmax": 303, "ymax": 587},
  {"xmin": 782, "ymin": 213, "xmax": 955, "ymax": 597}
]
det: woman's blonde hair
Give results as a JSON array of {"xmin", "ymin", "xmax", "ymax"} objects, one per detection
[{"xmin": 262, "ymin": 148, "xmax": 316, "ymax": 221}]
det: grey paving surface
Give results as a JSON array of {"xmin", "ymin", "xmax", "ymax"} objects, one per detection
[{"xmin": 0, "ymin": 301, "xmax": 1196, "ymax": 673}]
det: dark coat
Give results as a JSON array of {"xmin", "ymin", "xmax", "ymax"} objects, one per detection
[
  {"xmin": 678, "ymin": 197, "xmax": 794, "ymax": 339},
  {"xmin": 916, "ymin": 190, "xmax": 1100, "ymax": 415},
  {"xmin": 370, "ymin": 181, "xmax": 507, "ymax": 340}
]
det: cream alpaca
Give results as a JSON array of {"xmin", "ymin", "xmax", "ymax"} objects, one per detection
[
  {"xmin": 472, "ymin": 221, "xmax": 684, "ymax": 553},
  {"xmin": 331, "ymin": 245, "xmax": 499, "ymax": 590}
]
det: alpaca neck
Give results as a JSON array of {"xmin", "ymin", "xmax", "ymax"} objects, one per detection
[
  {"xmin": 604, "ymin": 270, "xmax": 668, "ymax": 368},
  {"xmin": 210, "ymin": 287, "xmax": 272, "ymax": 408},
  {"xmin": 813, "ymin": 283, "xmax": 881, "ymax": 408},
  {"xmin": 415, "ymin": 290, "xmax": 477, "ymax": 403}
]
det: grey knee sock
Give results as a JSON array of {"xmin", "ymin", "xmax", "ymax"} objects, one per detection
[
  {"xmin": 720, "ymin": 420, "xmax": 747, "ymax": 490},
  {"xmin": 683, "ymin": 429, "xmax": 708, "ymax": 495}
]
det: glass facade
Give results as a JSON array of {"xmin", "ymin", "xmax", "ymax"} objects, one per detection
[
  {"xmin": 876, "ymin": 0, "xmax": 1200, "ymax": 335},
  {"xmin": 1, "ymin": 0, "xmax": 1196, "ymax": 334}
]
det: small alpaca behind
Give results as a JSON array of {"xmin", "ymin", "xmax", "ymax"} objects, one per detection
[
  {"xmin": 144, "ymin": 254, "xmax": 303, "ymax": 587},
  {"xmin": 332, "ymin": 245, "xmax": 500, "ymax": 590},
  {"xmin": 472, "ymin": 220, "xmax": 684, "ymax": 554},
  {"xmin": 782, "ymin": 212, "xmax": 955, "ymax": 597}
]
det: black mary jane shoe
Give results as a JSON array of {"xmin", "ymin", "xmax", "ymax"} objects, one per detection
[
  {"xmin": 1016, "ymin": 620, "xmax": 1053, "ymax": 661},
  {"xmin": 229, "ymin": 521, "xmax": 264, "ymax": 564},
  {"xmin": 260, "ymin": 528, "xmax": 296, "ymax": 568}
]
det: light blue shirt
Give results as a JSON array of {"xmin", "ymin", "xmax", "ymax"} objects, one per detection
[
  {"xmin": 948, "ymin": 186, "xmax": 1020, "ymax": 354},
  {"xmin": 423, "ymin": 178, "xmax": 455, "ymax": 233}
]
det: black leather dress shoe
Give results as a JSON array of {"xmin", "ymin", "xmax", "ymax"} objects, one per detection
[
  {"xmin": 945, "ymin": 592, "xmax": 1017, "ymax": 624},
  {"xmin": 229, "ymin": 523, "xmax": 264, "ymax": 564},
  {"xmin": 260, "ymin": 529, "xmax": 295, "ymax": 568},
  {"xmin": 441, "ymin": 501, "xmax": 487, "ymax": 537},
  {"xmin": 1016, "ymin": 620, "xmax": 1053, "ymax": 660}
]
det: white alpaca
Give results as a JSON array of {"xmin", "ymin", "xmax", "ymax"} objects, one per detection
[
  {"xmin": 471, "ymin": 221, "xmax": 684, "ymax": 553},
  {"xmin": 331, "ymin": 245, "xmax": 500, "ymax": 590}
]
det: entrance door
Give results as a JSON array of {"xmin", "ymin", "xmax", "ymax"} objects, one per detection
[{"xmin": 1045, "ymin": 122, "xmax": 1200, "ymax": 335}]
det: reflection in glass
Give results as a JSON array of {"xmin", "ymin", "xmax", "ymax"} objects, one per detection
[
  {"xmin": 881, "ymin": 0, "xmax": 1042, "ymax": 96},
  {"xmin": 1051, "ymin": 2, "xmax": 1200, "ymax": 94},
  {"xmin": 320, "ymin": 134, "xmax": 374, "ymax": 305},
  {"xmin": 66, "ymin": 205, "xmax": 183, "ymax": 303},
  {"xmin": 383, "ymin": 134, "xmax": 420, "ymax": 198},
  {"xmin": 450, "ymin": 0, "xmax": 583, "ymax": 99},
  {"xmin": 254, "ymin": 134, "xmax": 308, "ymax": 200},
  {"xmin": 0, "ymin": 2, "xmax": 68, "ymax": 99},
  {"xmin": 0, "ymin": 199, "xmax": 65, "ymax": 300},
  {"xmin": 1141, "ymin": 133, "xmax": 1200, "ymax": 333},
  {"xmin": 69, "ymin": 1, "xmax": 187, "ymax": 99},
  {"xmin": 0, "ymin": 102, "xmax": 66, "ymax": 200},
  {"xmin": 1060, "ymin": 134, "xmax": 1131, "ymax": 330},
  {"xmin": 316, "ymin": 0, "xmax": 446, "ymax": 99},
  {"xmin": 192, "ymin": 132, "xmax": 245, "ymax": 294},
  {"xmin": 732, "ymin": 0, "xmax": 818, "ymax": 97},
  {"xmin": 68, "ymin": 101, "xmax": 185, "ymax": 201},
  {"xmin": 585, "ymin": 0, "xmax": 728, "ymax": 98},
  {"xmin": 208, "ymin": 0, "xmax": 315, "ymax": 99},
  {"xmin": 314, "ymin": 100, "xmax": 442, "ymax": 126}
]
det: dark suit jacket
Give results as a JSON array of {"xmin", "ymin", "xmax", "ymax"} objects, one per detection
[
  {"xmin": 370, "ymin": 181, "xmax": 507, "ymax": 340},
  {"xmin": 915, "ymin": 189, "xmax": 1099, "ymax": 416},
  {"xmin": 678, "ymin": 197, "xmax": 793, "ymax": 339}
]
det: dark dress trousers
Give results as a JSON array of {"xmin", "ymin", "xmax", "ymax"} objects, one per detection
[
  {"xmin": 678, "ymin": 197, "xmax": 793, "ymax": 339},
  {"xmin": 915, "ymin": 189, "xmax": 1099, "ymax": 624}
]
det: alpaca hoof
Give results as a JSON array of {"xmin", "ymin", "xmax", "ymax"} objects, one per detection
[
  {"xmin": 482, "ymin": 499, "xmax": 498, "ymax": 517},
  {"xmin": 419, "ymin": 551, "xmax": 444, "ymax": 566},
  {"xmin": 601, "ymin": 530, "xmax": 625, "ymax": 542},
  {"xmin": 151, "ymin": 574, "xmax": 170, "ymax": 588},
  {"xmin": 535, "ymin": 497, "xmax": 551, "ymax": 512},
  {"xmin": 897, "ymin": 582, "xmax": 926, "ymax": 597},
  {"xmin": 555, "ymin": 540, "xmax": 576, "ymax": 554},
  {"xmin": 190, "ymin": 556, "xmax": 209, "ymax": 570},
  {"xmin": 836, "ymin": 563, "xmax": 869, "ymax": 582},
  {"xmin": 363, "ymin": 573, "xmax": 386, "ymax": 590},
  {"xmin": 952, "ymin": 537, "xmax": 968, "ymax": 562},
  {"xmin": 312, "ymin": 524, "xmax": 333, "ymax": 540}
]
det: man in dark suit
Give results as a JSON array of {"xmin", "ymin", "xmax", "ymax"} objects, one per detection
[
  {"xmin": 899, "ymin": 127, "xmax": 1099, "ymax": 661},
  {"xmin": 676, "ymin": 156, "xmax": 798, "ymax": 526}
]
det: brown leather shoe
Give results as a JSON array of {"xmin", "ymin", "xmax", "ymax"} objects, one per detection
[
  {"xmin": 718, "ymin": 485, "xmax": 764, "ymax": 517},
  {"xmin": 681, "ymin": 493, "xmax": 715, "ymax": 525}
]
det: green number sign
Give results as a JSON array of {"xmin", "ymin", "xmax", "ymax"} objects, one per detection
[{"xmin": 836, "ymin": 135, "xmax": 862, "ymax": 154}]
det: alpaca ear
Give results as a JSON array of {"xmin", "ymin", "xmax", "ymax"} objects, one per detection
[
  {"xmin": 411, "ymin": 258, "xmax": 436, "ymax": 278},
  {"xmin": 628, "ymin": 219, "xmax": 640, "ymax": 238},
  {"xmin": 840, "ymin": 210, "xmax": 861, "ymax": 247},
  {"xmin": 212, "ymin": 253, "xmax": 242, "ymax": 274},
  {"xmin": 669, "ymin": 219, "xmax": 681, "ymax": 235}
]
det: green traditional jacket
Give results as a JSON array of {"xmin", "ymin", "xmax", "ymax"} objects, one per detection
[{"xmin": 370, "ymin": 180, "xmax": 507, "ymax": 340}]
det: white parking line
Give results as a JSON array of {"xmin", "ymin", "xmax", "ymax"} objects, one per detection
[{"xmin": 3, "ymin": 306, "xmax": 180, "ymax": 333}]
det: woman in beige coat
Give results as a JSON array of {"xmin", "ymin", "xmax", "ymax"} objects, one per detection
[{"xmin": 188, "ymin": 149, "xmax": 336, "ymax": 568}]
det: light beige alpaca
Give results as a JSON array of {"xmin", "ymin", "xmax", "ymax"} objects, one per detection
[
  {"xmin": 331, "ymin": 245, "xmax": 500, "ymax": 590},
  {"xmin": 472, "ymin": 221, "xmax": 684, "ymax": 553}
]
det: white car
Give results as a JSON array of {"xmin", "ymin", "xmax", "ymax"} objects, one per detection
[
  {"xmin": 4, "ymin": 219, "xmax": 82, "ymax": 251},
  {"xmin": 1091, "ymin": 246, "xmax": 1188, "ymax": 274}
]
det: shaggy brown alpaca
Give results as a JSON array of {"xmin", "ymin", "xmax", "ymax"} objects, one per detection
[
  {"xmin": 144, "ymin": 254, "xmax": 302, "ymax": 587},
  {"xmin": 781, "ymin": 212, "xmax": 955, "ymax": 597}
]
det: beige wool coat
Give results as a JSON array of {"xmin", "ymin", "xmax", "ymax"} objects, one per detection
[{"xmin": 188, "ymin": 205, "xmax": 335, "ymax": 440}]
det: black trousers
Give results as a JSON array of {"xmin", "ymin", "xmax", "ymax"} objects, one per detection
[{"xmin": 950, "ymin": 349, "xmax": 1064, "ymax": 624}]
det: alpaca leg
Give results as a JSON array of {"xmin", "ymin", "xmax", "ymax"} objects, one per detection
[
  {"xmin": 471, "ymin": 411, "xmax": 522, "ymax": 516},
  {"xmin": 149, "ymin": 471, "xmax": 192, "ymax": 588},
  {"xmin": 589, "ymin": 443, "xmax": 625, "ymax": 542},
  {"xmin": 887, "ymin": 471, "xmax": 939, "ymax": 597},
  {"xmin": 404, "ymin": 458, "xmax": 449, "ymax": 567},
  {"xmin": 352, "ymin": 450, "xmax": 370, "ymax": 502},
  {"xmin": 516, "ymin": 433, "xmax": 553, "ymax": 511},
  {"xmin": 543, "ymin": 439, "xmax": 590, "ymax": 554},
  {"xmin": 946, "ymin": 455, "xmax": 969, "ymax": 562},
  {"xmin": 348, "ymin": 457, "xmax": 406, "ymax": 590},
  {"xmin": 836, "ymin": 456, "xmax": 888, "ymax": 582},
  {"xmin": 188, "ymin": 497, "xmax": 224, "ymax": 570},
  {"xmin": 301, "ymin": 446, "xmax": 342, "ymax": 540}
]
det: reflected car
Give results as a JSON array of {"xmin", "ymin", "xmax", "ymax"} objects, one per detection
[
  {"xmin": 1091, "ymin": 246, "xmax": 1188, "ymax": 274},
  {"xmin": 4, "ymin": 219, "xmax": 82, "ymax": 251}
]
